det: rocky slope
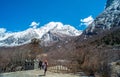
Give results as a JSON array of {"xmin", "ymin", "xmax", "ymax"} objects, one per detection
[{"xmin": 84, "ymin": 0, "xmax": 120, "ymax": 36}]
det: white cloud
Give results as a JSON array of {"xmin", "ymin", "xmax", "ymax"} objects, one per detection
[
  {"xmin": 30, "ymin": 21, "xmax": 40, "ymax": 28},
  {"xmin": 80, "ymin": 15, "xmax": 94, "ymax": 26},
  {"xmin": 0, "ymin": 28, "xmax": 6, "ymax": 33}
]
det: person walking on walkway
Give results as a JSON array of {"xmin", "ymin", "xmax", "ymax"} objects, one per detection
[
  {"xmin": 39, "ymin": 60, "xmax": 42, "ymax": 70},
  {"xmin": 43, "ymin": 60, "xmax": 48, "ymax": 76}
]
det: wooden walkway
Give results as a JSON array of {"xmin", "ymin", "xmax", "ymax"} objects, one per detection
[{"xmin": 0, "ymin": 69, "xmax": 80, "ymax": 77}]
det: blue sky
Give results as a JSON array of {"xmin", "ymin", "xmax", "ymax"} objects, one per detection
[{"xmin": 0, "ymin": 0, "xmax": 106, "ymax": 32}]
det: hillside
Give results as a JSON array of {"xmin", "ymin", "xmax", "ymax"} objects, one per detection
[{"xmin": 72, "ymin": 0, "xmax": 120, "ymax": 76}]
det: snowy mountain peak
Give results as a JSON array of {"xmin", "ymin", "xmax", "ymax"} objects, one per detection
[
  {"xmin": 0, "ymin": 22, "xmax": 82, "ymax": 47},
  {"xmin": 44, "ymin": 22, "xmax": 64, "ymax": 30},
  {"xmin": 106, "ymin": 0, "xmax": 120, "ymax": 11}
]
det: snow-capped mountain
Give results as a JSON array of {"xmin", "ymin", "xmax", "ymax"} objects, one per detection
[
  {"xmin": 84, "ymin": 0, "xmax": 120, "ymax": 35},
  {"xmin": 0, "ymin": 22, "xmax": 82, "ymax": 47}
]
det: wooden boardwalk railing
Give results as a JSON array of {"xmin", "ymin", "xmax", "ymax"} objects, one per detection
[{"xmin": 48, "ymin": 63, "xmax": 79, "ymax": 73}]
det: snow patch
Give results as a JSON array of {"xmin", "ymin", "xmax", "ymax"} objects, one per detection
[
  {"xmin": 0, "ymin": 28, "xmax": 6, "ymax": 33},
  {"xmin": 80, "ymin": 16, "xmax": 94, "ymax": 26},
  {"xmin": 30, "ymin": 21, "xmax": 40, "ymax": 29}
]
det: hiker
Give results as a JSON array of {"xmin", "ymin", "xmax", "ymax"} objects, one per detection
[
  {"xmin": 39, "ymin": 60, "xmax": 42, "ymax": 70},
  {"xmin": 43, "ymin": 60, "xmax": 48, "ymax": 76}
]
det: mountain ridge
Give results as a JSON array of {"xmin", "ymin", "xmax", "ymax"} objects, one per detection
[{"xmin": 0, "ymin": 22, "xmax": 82, "ymax": 47}]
